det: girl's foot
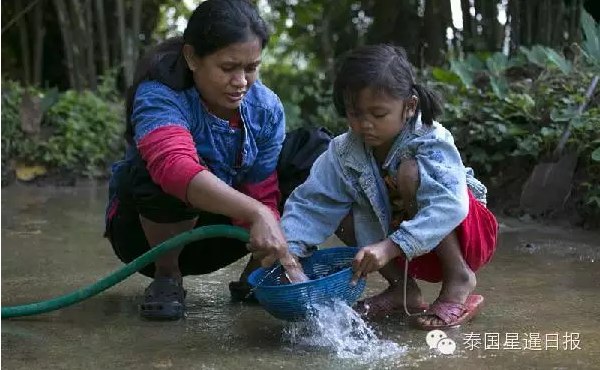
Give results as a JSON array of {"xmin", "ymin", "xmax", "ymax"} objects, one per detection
[
  {"xmin": 354, "ymin": 275, "xmax": 427, "ymax": 319},
  {"xmin": 415, "ymin": 268, "xmax": 477, "ymax": 328}
]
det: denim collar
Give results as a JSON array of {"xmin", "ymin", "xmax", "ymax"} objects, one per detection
[{"xmin": 340, "ymin": 113, "xmax": 423, "ymax": 173}]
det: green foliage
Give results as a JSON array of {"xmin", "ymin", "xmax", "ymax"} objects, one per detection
[
  {"xmin": 260, "ymin": 67, "xmax": 347, "ymax": 134},
  {"xmin": 259, "ymin": 9, "xmax": 600, "ymax": 220},
  {"xmin": 581, "ymin": 9, "xmax": 600, "ymax": 70},
  {"xmin": 429, "ymin": 11, "xmax": 600, "ymax": 216},
  {"xmin": 1, "ymin": 77, "xmax": 125, "ymax": 178}
]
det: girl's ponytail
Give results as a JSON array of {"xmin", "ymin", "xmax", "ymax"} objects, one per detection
[{"xmin": 412, "ymin": 83, "xmax": 443, "ymax": 126}]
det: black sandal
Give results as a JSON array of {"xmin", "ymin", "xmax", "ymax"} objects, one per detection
[{"xmin": 139, "ymin": 278, "xmax": 186, "ymax": 320}]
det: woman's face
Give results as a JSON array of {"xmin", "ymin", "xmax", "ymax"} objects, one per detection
[{"xmin": 184, "ymin": 37, "xmax": 262, "ymax": 119}]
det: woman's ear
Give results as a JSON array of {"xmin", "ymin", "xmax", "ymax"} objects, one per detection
[{"xmin": 183, "ymin": 44, "xmax": 196, "ymax": 72}]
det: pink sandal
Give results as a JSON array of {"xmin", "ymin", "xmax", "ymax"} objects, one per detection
[{"xmin": 411, "ymin": 294, "xmax": 485, "ymax": 330}]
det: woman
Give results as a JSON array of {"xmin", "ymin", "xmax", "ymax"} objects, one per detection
[{"xmin": 104, "ymin": 0, "xmax": 319, "ymax": 320}]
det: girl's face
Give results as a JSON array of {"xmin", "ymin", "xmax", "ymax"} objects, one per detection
[
  {"xmin": 346, "ymin": 87, "xmax": 418, "ymax": 148},
  {"xmin": 184, "ymin": 37, "xmax": 262, "ymax": 119}
]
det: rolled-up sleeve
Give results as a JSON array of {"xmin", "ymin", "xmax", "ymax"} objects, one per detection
[
  {"xmin": 389, "ymin": 136, "xmax": 469, "ymax": 260},
  {"xmin": 281, "ymin": 142, "xmax": 356, "ymax": 257}
]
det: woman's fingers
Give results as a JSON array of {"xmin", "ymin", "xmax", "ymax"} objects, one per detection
[
  {"xmin": 261, "ymin": 254, "xmax": 278, "ymax": 268},
  {"xmin": 251, "ymin": 250, "xmax": 270, "ymax": 262}
]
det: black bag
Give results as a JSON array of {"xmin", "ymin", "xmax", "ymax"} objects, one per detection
[{"xmin": 277, "ymin": 126, "xmax": 333, "ymax": 210}]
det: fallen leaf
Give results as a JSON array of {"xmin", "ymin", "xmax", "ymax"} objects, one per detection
[{"xmin": 15, "ymin": 163, "xmax": 47, "ymax": 181}]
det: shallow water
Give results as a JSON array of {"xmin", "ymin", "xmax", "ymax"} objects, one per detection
[
  {"xmin": 283, "ymin": 299, "xmax": 406, "ymax": 361},
  {"xmin": 2, "ymin": 182, "xmax": 600, "ymax": 369}
]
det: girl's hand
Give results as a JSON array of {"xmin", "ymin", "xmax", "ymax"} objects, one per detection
[{"xmin": 351, "ymin": 239, "xmax": 403, "ymax": 285}]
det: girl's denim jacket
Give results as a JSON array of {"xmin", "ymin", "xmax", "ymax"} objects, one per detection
[{"xmin": 280, "ymin": 114, "xmax": 488, "ymax": 260}]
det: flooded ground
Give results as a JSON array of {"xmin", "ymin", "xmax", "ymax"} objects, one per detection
[{"xmin": 2, "ymin": 182, "xmax": 600, "ymax": 369}]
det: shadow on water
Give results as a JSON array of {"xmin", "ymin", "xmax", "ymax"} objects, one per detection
[{"xmin": 2, "ymin": 183, "xmax": 600, "ymax": 369}]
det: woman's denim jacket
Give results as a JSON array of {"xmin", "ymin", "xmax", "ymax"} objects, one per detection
[
  {"xmin": 105, "ymin": 79, "xmax": 285, "ymax": 223},
  {"xmin": 280, "ymin": 114, "xmax": 488, "ymax": 260}
]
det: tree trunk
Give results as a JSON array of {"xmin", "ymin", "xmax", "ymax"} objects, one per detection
[
  {"xmin": 32, "ymin": 0, "xmax": 46, "ymax": 86},
  {"xmin": 552, "ymin": 0, "xmax": 565, "ymax": 47},
  {"xmin": 422, "ymin": 0, "xmax": 447, "ymax": 66},
  {"xmin": 523, "ymin": 0, "xmax": 533, "ymax": 46},
  {"xmin": 366, "ymin": 0, "xmax": 422, "ymax": 62},
  {"xmin": 53, "ymin": 0, "xmax": 79, "ymax": 90},
  {"xmin": 366, "ymin": 0, "xmax": 401, "ymax": 44},
  {"xmin": 69, "ymin": 0, "xmax": 88, "ymax": 89},
  {"xmin": 544, "ymin": 0, "xmax": 553, "ymax": 45},
  {"xmin": 508, "ymin": 0, "xmax": 521, "ymax": 54},
  {"xmin": 461, "ymin": 0, "xmax": 475, "ymax": 51},
  {"xmin": 440, "ymin": 0, "xmax": 455, "ymax": 55},
  {"xmin": 482, "ymin": 0, "xmax": 500, "ymax": 51},
  {"xmin": 132, "ymin": 0, "xmax": 142, "ymax": 64},
  {"xmin": 116, "ymin": 0, "xmax": 133, "ymax": 87},
  {"xmin": 391, "ymin": 0, "xmax": 421, "ymax": 64},
  {"xmin": 534, "ymin": 0, "xmax": 551, "ymax": 45},
  {"xmin": 85, "ymin": 0, "xmax": 97, "ymax": 89},
  {"xmin": 16, "ymin": 0, "xmax": 32, "ymax": 84},
  {"xmin": 569, "ymin": 0, "xmax": 583, "ymax": 43},
  {"xmin": 94, "ymin": 0, "xmax": 110, "ymax": 73}
]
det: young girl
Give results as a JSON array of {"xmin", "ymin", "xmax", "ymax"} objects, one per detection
[{"xmin": 280, "ymin": 44, "xmax": 498, "ymax": 330}]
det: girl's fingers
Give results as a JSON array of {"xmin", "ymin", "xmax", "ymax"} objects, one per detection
[
  {"xmin": 360, "ymin": 258, "xmax": 375, "ymax": 278},
  {"xmin": 358, "ymin": 254, "xmax": 373, "ymax": 278},
  {"xmin": 352, "ymin": 249, "xmax": 365, "ymax": 285}
]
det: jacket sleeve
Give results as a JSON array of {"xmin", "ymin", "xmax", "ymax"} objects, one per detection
[
  {"xmin": 132, "ymin": 81, "xmax": 206, "ymax": 202},
  {"xmin": 389, "ymin": 135, "xmax": 469, "ymax": 260},
  {"xmin": 280, "ymin": 142, "xmax": 357, "ymax": 257}
]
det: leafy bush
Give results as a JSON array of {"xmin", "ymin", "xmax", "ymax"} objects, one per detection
[
  {"xmin": 260, "ymin": 66, "xmax": 346, "ymax": 134},
  {"xmin": 260, "ymin": 10, "xmax": 600, "ymax": 222},
  {"xmin": 428, "ymin": 10, "xmax": 600, "ymax": 218},
  {"xmin": 1, "ymin": 76, "xmax": 125, "ymax": 178}
]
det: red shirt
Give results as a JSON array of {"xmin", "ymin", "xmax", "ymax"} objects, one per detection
[{"xmin": 131, "ymin": 111, "xmax": 281, "ymax": 228}]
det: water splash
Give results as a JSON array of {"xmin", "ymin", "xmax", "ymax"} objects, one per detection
[{"xmin": 282, "ymin": 299, "xmax": 406, "ymax": 361}]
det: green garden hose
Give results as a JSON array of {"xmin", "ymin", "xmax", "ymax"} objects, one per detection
[{"xmin": 1, "ymin": 225, "xmax": 250, "ymax": 319}]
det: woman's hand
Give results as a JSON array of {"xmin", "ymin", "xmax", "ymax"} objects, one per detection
[
  {"xmin": 351, "ymin": 239, "xmax": 403, "ymax": 285},
  {"xmin": 280, "ymin": 254, "xmax": 309, "ymax": 283},
  {"xmin": 247, "ymin": 206, "xmax": 290, "ymax": 267}
]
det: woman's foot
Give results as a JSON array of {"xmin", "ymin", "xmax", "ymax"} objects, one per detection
[
  {"xmin": 140, "ymin": 277, "xmax": 186, "ymax": 320},
  {"xmin": 415, "ymin": 268, "xmax": 477, "ymax": 328},
  {"xmin": 354, "ymin": 275, "xmax": 427, "ymax": 319},
  {"xmin": 229, "ymin": 256, "xmax": 261, "ymax": 303}
]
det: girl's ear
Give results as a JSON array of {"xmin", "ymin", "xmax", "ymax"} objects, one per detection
[
  {"xmin": 183, "ymin": 44, "xmax": 197, "ymax": 72},
  {"xmin": 406, "ymin": 95, "xmax": 419, "ymax": 118}
]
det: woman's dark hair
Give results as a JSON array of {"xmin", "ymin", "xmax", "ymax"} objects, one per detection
[
  {"xmin": 124, "ymin": 0, "xmax": 270, "ymax": 144},
  {"xmin": 332, "ymin": 44, "xmax": 443, "ymax": 126}
]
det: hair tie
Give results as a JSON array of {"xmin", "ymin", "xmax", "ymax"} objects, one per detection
[{"xmin": 412, "ymin": 83, "xmax": 419, "ymax": 95}]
